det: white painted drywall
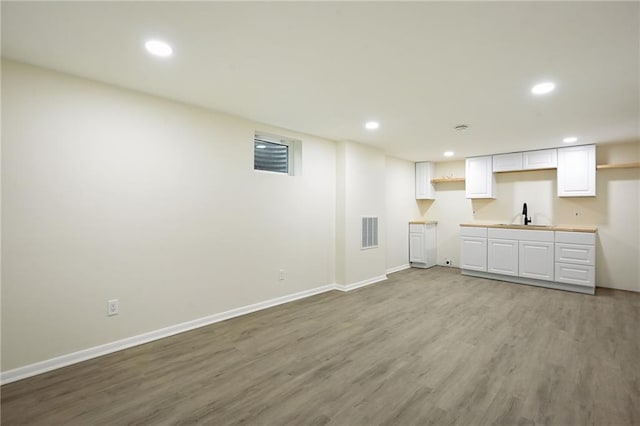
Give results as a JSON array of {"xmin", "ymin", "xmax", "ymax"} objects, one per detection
[
  {"xmin": 1, "ymin": 61, "xmax": 339, "ymax": 371},
  {"xmin": 385, "ymin": 157, "xmax": 421, "ymax": 271},
  {"xmin": 335, "ymin": 141, "xmax": 387, "ymax": 285}
]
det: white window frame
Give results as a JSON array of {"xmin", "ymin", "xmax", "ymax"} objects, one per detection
[{"xmin": 254, "ymin": 132, "xmax": 298, "ymax": 176}]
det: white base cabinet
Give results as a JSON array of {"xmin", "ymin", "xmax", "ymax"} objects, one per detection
[
  {"xmin": 460, "ymin": 227, "xmax": 487, "ymax": 271},
  {"xmin": 488, "ymin": 239, "xmax": 519, "ymax": 276},
  {"xmin": 554, "ymin": 231, "xmax": 596, "ymax": 287},
  {"xmin": 519, "ymin": 241, "xmax": 554, "ymax": 281},
  {"xmin": 409, "ymin": 223, "xmax": 437, "ymax": 268},
  {"xmin": 460, "ymin": 226, "xmax": 595, "ymax": 294}
]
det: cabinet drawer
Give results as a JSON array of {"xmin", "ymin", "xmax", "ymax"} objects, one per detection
[
  {"xmin": 460, "ymin": 227, "xmax": 487, "ymax": 237},
  {"xmin": 555, "ymin": 243, "xmax": 595, "ymax": 266},
  {"xmin": 555, "ymin": 263, "xmax": 595, "ymax": 287},
  {"xmin": 555, "ymin": 231, "xmax": 596, "ymax": 245},
  {"xmin": 488, "ymin": 228, "xmax": 553, "ymax": 242}
]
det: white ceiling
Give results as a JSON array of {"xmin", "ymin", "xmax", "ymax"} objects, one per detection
[{"xmin": 2, "ymin": 1, "xmax": 639, "ymax": 161}]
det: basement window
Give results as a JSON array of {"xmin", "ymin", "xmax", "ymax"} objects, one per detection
[{"xmin": 254, "ymin": 132, "xmax": 300, "ymax": 175}]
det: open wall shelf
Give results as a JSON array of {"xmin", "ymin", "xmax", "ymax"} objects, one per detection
[
  {"xmin": 596, "ymin": 162, "xmax": 640, "ymax": 170},
  {"xmin": 431, "ymin": 177, "xmax": 465, "ymax": 184}
]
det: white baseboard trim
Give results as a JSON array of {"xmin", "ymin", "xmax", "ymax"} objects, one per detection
[
  {"xmin": 335, "ymin": 274, "xmax": 388, "ymax": 292},
  {"xmin": 1, "ymin": 273, "xmax": 390, "ymax": 385},
  {"xmin": 0, "ymin": 283, "xmax": 336, "ymax": 385},
  {"xmin": 386, "ymin": 264, "xmax": 411, "ymax": 274}
]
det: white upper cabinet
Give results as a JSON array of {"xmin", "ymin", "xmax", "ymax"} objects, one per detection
[
  {"xmin": 557, "ymin": 145, "xmax": 596, "ymax": 197},
  {"xmin": 465, "ymin": 156, "xmax": 495, "ymax": 199},
  {"xmin": 523, "ymin": 149, "xmax": 557, "ymax": 170},
  {"xmin": 492, "ymin": 152, "xmax": 523, "ymax": 172},
  {"xmin": 415, "ymin": 161, "xmax": 435, "ymax": 200}
]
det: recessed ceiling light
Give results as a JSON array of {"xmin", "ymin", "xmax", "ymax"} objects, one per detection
[
  {"xmin": 531, "ymin": 82, "xmax": 555, "ymax": 95},
  {"xmin": 365, "ymin": 121, "xmax": 379, "ymax": 130},
  {"xmin": 145, "ymin": 40, "xmax": 173, "ymax": 57},
  {"xmin": 563, "ymin": 136, "xmax": 578, "ymax": 143},
  {"xmin": 255, "ymin": 144, "xmax": 266, "ymax": 149},
  {"xmin": 444, "ymin": 151, "xmax": 454, "ymax": 157}
]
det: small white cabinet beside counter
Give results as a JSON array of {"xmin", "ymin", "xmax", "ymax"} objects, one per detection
[
  {"xmin": 460, "ymin": 225, "xmax": 596, "ymax": 294},
  {"xmin": 409, "ymin": 222, "xmax": 437, "ymax": 268}
]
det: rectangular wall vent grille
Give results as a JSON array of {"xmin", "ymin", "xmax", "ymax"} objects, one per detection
[{"xmin": 361, "ymin": 216, "xmax": 379, "ymax": 249}]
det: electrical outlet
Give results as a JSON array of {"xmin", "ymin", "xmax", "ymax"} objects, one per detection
[
  {"xmin": 279, "ymin": 269, "xmax": 285, "ymax": 280},
  {"xmin": 108, "ymin": 299, "xmax": 119, "ymax": 316}
]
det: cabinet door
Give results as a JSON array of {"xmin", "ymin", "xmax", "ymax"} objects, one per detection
[
  {"xmin": 410, "ymin": 232, "xmax": 426, "ymax": 263},
  {"xmin": 415, "ymin": 162, "xmax": 435, "ymax": 200},
  {"xmin": 492, "ymin": 152, "xmax": 523, "ymax": 172},
  {"xmin": 424, "ymin": 224, "xmax": 437, "ymax": 267},
  {"xmin": 557, "ymin": 145, "xmax": 596, "ymax": 197},
  {"xmin": 488, "ymin": 238, "xmax": 519, "ymax": 276},
  {"xmin": 460, "ymin": 237, "xmax": 487, "ymax": 271},
  {"xmin": 523, "ymin": 149, "xmax": 557, "ymax": 170},
  {"xmin": 465, "ymin": 156, "xmax": 495, "ymax": 199},
  {"xmin": 519, "ymin": 241, "xmax": 554, "ymax": 281}
]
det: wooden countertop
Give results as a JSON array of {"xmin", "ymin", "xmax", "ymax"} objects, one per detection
[
  {"xmin": 409, "ymin": 220, "xmax": 438, "ymax": 225},
  {"xmin": 460, "ymin": 223, "xmax": 597, "ymax": 233}
]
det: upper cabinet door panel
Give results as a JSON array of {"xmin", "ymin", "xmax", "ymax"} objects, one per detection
[
  {"xmin": 492, "ymin": 152, "xmax": 523, "ymax": 172},
  {"xmin": 415, "ymin": 161, "xmax": 435, "ymax": 200},
  {"xmin": 465, "ymin": 156, "xmax": 495, "ymax": 199},
  {"xmin": 557, "ymin": 145, "xmax": 596, "ymax": 197},
  {"xmin": 523, "ymin": 149, "xmax": 557, "ymax": 170}
]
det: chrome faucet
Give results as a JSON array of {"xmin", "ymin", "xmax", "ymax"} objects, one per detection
[{"xmin": 522, "ymin": 203, "xmax": 532, "ymax": 225}]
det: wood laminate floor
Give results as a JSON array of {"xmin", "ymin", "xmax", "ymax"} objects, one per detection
[{"xmin": 2, "ymin": 267, "xmax": 640, "ymax": 425}]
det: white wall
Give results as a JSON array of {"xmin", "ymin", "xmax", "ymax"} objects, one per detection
[
  {"xmin": 385, "ymin": 157, "xmax": 421, "ymax": 272},
  {"xmin": 426, "ymin": 142, "xmax": 640, "ymax": 292},
  {"xmin": 1, "ymin": 61, "xmax": 338, "ymax": 371},
  {"xmin": 335, "ymin": 141, "xmax": 387, "ymax": 285}
]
